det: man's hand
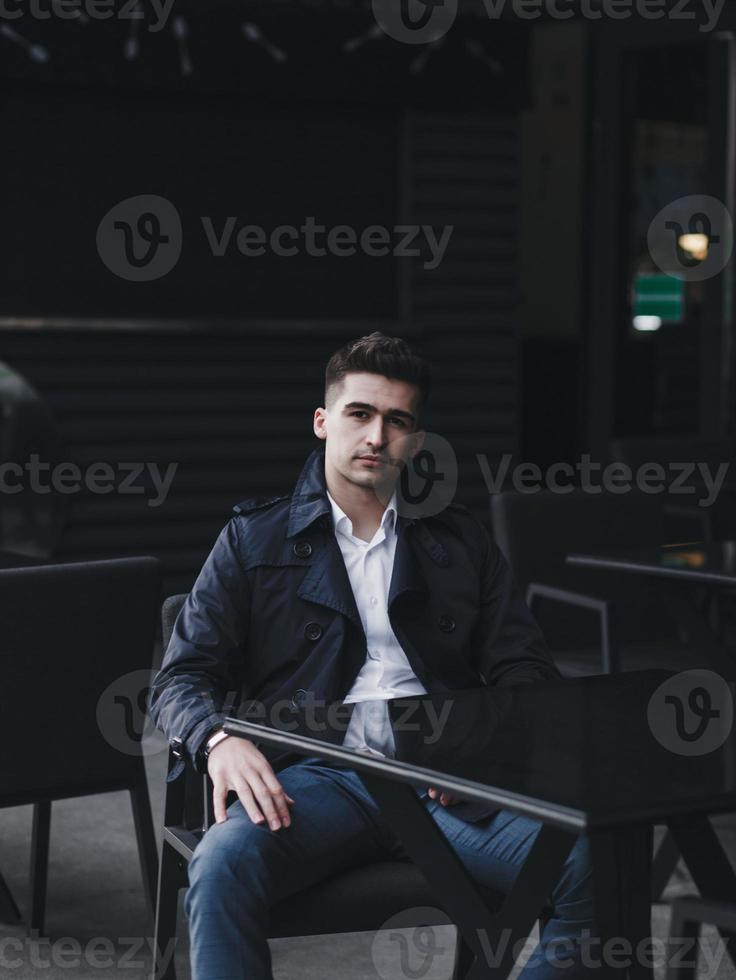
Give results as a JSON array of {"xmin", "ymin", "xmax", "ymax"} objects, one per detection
[
  {"xmin": 427, "ymin": 787, "xmax": 459, "ymax": 806},
  {"xmin": 207, "ymin": 737, "xmax": 296, "ymax": 829}
]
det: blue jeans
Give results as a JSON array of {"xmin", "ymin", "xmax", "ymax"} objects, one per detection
[{"xmin": 185, "ymin": 756, "xmax": 595, "ymax": 980}]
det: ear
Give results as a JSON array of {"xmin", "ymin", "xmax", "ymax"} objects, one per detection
[{"xmin": 313, "ymin": 407, "xmax": 327, "ymax": 441}]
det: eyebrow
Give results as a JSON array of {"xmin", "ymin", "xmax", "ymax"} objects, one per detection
[{"xmin": 343, "ymin": 401, "xmax": 416, "ymax": 423}]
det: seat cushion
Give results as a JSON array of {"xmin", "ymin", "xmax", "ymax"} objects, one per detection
[{"xmin": 268, "ymin": 859, "xmax": 505, "ymax": 938}]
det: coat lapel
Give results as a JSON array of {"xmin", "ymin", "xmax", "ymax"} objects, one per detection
[{"xmin": 286, "ymin": 446, "xmax": 449, "ymax": 632}]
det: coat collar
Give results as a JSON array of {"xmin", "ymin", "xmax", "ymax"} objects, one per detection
[{"xmin": 288, "ymin": 446, "xmax": 450, "ymax": 626}]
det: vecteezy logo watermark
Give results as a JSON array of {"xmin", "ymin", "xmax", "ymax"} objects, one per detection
[
  {"xmin": 477, "ymin": 454, "xmax": 729, "ymax": 508},
  {"xmin": 369, "ymin": 442, "xmax": 728, "ymax": 517},
  {"xmin": 0, "ymin": 932, "xmax": 177, "ymax": 973},
  {"xmin": 372, "ymin": 0, "xmax": 457, "ymax": 44},
  {"xmin": 482, "ymin": 0, "xmax": 725, "ymax": 31},
  {"xmin": 648, "ymin": 670, "xmax": 734, "ymax": 756},
  {"xmin": 0, "ymin": 455, "xmax": 178, "ymax": 508},
  {"xmin": 371, "ymin": 919, "xmax": 729, "ymax": 978},
  {"xmin": 391, "ymin": 432, "xmax": 458, "ymax": 520},
  {"xmin": 97, "ymin": 195, "xmax": 182, "ymax": 282},
  {"xmin": 371, "ymin": 910, "xmax": 455, "ymax": 980},
  {"xmin": 238, "ymin": 693, "xmax": 454, "ymax": 745},
  {"xmin": 648, "ymin": 195, "xmax": 733, "ymax": 282},
  {"xmin": 97, "ymin": 669, "xmax": 168, "ymax": 757},
  {"xmin": 0, "ymin": 0, "xmax": 175, "ymax": 31},
  {"xmin": 97, "ymin": 195, "xmax": 454, "ymax": 282},
  {"xmin": 372, "ymin": 0, "xmax": 725, "ymax": 41}
]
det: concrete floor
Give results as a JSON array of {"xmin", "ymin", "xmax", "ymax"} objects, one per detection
[{"xmin": 2, "ymin": 726, "xmax": 735, "ymax": 979}]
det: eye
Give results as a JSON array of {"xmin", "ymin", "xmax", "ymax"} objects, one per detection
[
  {"xmin": 350, "ymin": 411, "xmax": 368, "ymax": 419},
  {"xmin": 389, "ymin": 417, "xmax": 405, "ymax": 427}
]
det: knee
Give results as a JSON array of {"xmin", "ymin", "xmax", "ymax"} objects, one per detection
[{"xmin": 187, "ymin": 813, "xmax": 272, "ymax": 907}]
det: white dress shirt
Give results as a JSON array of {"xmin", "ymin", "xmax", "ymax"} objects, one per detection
[{"xmin": 326, "ymin": 487, "xmax": 427, "ymax": 759}]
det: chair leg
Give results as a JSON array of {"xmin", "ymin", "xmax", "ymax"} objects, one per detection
[
  {"xmin": 130, "ymin": 774, "xmax": 159, "ymax": 921},
  {"xmin": 651, "ymin": 829, "xmax": 681, "ymax": 902},
  {"xmin": 29, "ymin": 801, "xmax": 51, "ymax": 937},
  {"xmin": 452, "ymin": 931, "xmax": 476, "ymax": 980},
  {"xmin": 666, "ymin": 900, "xmax": 702, "ymax": 980},
  {"xmin": 0, "ymin": 867, "xmax": 21, "ymax": 923},
  {"xmin": 150, "ymin": 840, "xmax": 183, "ymax": 980}
]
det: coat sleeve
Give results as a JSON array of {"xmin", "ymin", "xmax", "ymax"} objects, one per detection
[
  {"xmin": 470, "ymin": 520, "xmax": 562, "ymax": 688},
  {"xmin": 148, "ymin": 517, "xmax": 250, "ymax": 773}
]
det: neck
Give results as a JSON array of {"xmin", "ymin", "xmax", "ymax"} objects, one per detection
[{"xmin": 324, "ymin": 457, "xmax": 395, "ymax": 541}]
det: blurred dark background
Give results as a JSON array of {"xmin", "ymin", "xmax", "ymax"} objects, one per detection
[{"xmin": 1, "ymin": 0, "xmax": 734, "ymax": 594}]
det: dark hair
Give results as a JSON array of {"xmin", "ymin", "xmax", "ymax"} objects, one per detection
[{"xmin": 324, "ymin": 331, "xmax": 431, "ymax": 427}]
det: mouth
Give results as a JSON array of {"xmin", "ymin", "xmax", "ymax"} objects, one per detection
[{"xmin": 356, "ymin": 455, "xmax": 386, "ymax": 466}]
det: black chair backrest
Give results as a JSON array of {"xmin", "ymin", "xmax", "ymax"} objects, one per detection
[
  {"xmin": 490, "ymin": 489, "xmax": 665, "ymax": 598},
  {"xmin": 1, "ymin": 556, "xmax": 161, "ymax": 804},
  {"xmin": 162, "ymin": 593, "xmax": 187, "ymax": 652}
]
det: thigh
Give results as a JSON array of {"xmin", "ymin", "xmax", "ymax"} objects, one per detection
[
  {"xmin": 421, "ymin": 804, "xmax": 592, "ymax": 908},
  {"xmin": 190, "ymin": 755, "xmax": 399, "ymax": 906},
  {"xmin": 394, "ymin": 803, "xmax": 556, "ymax": 893}
]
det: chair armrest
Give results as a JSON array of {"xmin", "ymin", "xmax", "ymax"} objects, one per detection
[
  {"xmin": 525, "ymin": 582, "xmax": 619, "ymax": 674},
  {"xmin": 204, "ymin": 775, "xmax": 215, "ymax": 831}
]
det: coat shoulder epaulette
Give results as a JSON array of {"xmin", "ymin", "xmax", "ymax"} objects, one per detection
[{"xmin": 232, "ymin": 494, "xmax": 290, "ymax": 516}]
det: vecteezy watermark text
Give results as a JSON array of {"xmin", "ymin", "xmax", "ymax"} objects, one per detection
[
  {"xmin": 201, "ymin": 216, "xmax": 453, "ymax": 271},
  {"xmin": 476, "ymin": 453, "xmax": 729, "ymax": 508},
  {"xmin": 0, "ymin": 0, "xmax": 175, "ymax": 30},
  {"xmin": 372, "ymin": 919, "xmax": 729, "ymax": 980},
  {"xmin": 0, "ymin": 932, "xmax": 176, "ymax": 973},
  {"xmin": 96, "ymin": 195, "xmax": 454, "ymax": 282},
  {"xmin": 481, "ymin": 0, "xmax": 724, "ymax": 31},
  {"xmin": 1, "ymin": 455, "xmax": 177, "ymax": 508}
]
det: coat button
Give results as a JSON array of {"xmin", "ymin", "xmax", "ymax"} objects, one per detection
[
  {"xmin": 304, "ymin": 622, "xmax": 323, "ymax": 641},
  {"xmin": 291, "ymin": 688, "xmax": 308, "ymax": 708},
  {"xmin": 438, "ymin": 614, "xmax": 456, "ymax": 633},
  {"xmin": 293, "ymin": 540, "xmax": 312, "ymax": 558}
]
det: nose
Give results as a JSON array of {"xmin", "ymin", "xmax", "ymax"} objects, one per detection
[{"xmin": 365, "ymin": 416, "xmax": 387, "ymax": 451}]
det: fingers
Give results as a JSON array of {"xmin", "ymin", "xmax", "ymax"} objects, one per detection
[
  {"xmin": 232, "ymin": 776, "xmax": 267, "ymax": 827},
  {"xmin": 427, "ymin": 787, "xmax": 457, "ymax": 806},
  {"xmin": 244, "ymin": 768, "xmax": 291, "ymax": 830},
  {"xmin": 257, "ymin": 768, "xmax": 295, "ymax": 826},
  {"xmin": 212, "ymin": 780, "xmax": 230, "ymax": 824},
  {"xmin": 208, "ymin": 740, "xmax": 296, "ymax": 829}
]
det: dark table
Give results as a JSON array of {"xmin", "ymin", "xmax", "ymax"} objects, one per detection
[
  {"xmin": 225, "ymin": 669, "xmax": 736, "ymax": 980},
  {"xmin": 567, "ymin": 543, "xmax": 736, "ymax": 904},
  {"xmin": 566, "ymin": 541, "xmax": 736, "ymax": 588}
]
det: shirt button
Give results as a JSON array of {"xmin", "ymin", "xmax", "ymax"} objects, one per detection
[{"xmin": 370, "ymin": 596, "xmax": 378, "ymax": 606}]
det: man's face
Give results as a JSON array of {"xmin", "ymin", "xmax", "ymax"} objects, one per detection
[{"xmin": 313, "ymin": 372, "xmax": 425, "ymax": 498}]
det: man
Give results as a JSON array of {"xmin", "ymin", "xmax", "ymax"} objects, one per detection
[{"xmin": 149, "ymin": 332, "xmax": 594, "ymax": 980}]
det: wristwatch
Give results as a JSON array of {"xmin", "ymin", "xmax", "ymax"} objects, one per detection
[{"xmin": 204, "ymin": 727, "xmax": 231, "ymax": 759}]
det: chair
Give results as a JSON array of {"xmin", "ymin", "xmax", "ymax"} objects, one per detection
[
  {"xmin": 0, "ymin": 556, "xmax": 161, "ymax": 935},
  {"xmin": 490, "ymin": 489, "xmax": 701, "ymax": 677},
  {"xmin": 665, "ymin": 896, "xmax": 736, "ymax": 979},
  {"xmin": 609, "ymin": 435, "xmax": 736, "ymax": 543},
  {"xmin": 151, "ymin": 594, "xmax": 552, "ymax": 980}
]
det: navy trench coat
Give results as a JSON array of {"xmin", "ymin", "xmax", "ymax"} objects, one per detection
[{"xmin": 148, "ymin": 446, "xmax": 561, "ymax": 823}]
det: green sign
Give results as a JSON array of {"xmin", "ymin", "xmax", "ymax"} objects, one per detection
[{"xmin": 633, "ymin": 274, "xmax": 684, "ymax": 323}]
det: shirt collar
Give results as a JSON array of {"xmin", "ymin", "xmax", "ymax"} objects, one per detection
[{"xmin": 326, "ymin": 486, "xmax": 398, "ymax": 540}]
